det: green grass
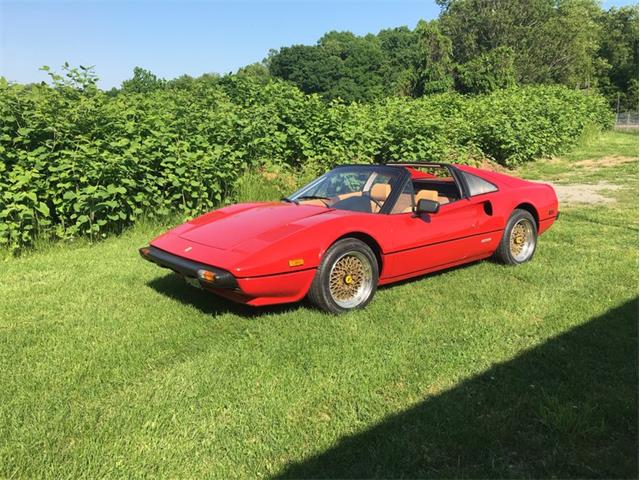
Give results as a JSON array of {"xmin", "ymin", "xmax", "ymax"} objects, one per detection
[
  {"xmin": 1, "ymin": 131, "xmax": 638, "ymax": 478},
  {"xmin": 517, "ymin": 130, "xmax": 638, "ymax": 183}
]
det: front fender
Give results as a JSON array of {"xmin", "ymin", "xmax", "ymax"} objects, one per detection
[{"xmin": 231, "ymin": 211, "xmax": 388, "ymax": 278}]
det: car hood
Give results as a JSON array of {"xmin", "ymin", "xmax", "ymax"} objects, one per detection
[{"xmin": 177, "ymin": 202, "xmax": 330, "ymax": 250}]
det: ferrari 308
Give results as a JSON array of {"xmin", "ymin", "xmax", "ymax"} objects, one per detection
[{"xmin": 140, "ymin": 163, "xmax": 559, "ymax": 313}]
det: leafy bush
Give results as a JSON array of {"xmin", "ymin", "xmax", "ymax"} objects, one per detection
[
  {"xmin": 464, "ymin": 86, "xmax": 613, "ymax": 166},
  {"xmin": 0, "ymin": 73, "xmax": 612, "ymax": 251}
]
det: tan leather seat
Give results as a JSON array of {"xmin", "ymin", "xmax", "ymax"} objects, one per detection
[
  {"xmin": 438, "ymin": 196, "xmax": 450, "ymax": 205},
  {"xmin": 370, "ymin": 183, "xmax": 391, "ymax": 212},
  {"xmin": 415, "ymin": 190, "xmax": 438, "ymax": 202},
  {"xmin": 402, "ymin": 189, "xmax": 439, "ymax": 213},
  {"xmin": 371, "ymin": 183, "xmax": 391, "ymax": 201}
]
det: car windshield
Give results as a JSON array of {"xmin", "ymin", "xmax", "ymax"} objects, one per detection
[{"xmin": 286, "ymin": 166, "xmax": 403, "ymax": 214}]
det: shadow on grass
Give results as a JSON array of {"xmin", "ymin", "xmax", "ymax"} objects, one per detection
[
  {"xmin": 146, "ymin": 274, "xmax": 305, "ymax": 318},
  {"xmin": 276, "ymin": 298, "xmax": 639, "ymax": 479},
  {"xmin": 377, "ymin": 260, "xmax": 481, "ymax": 291},
  {"xmin": 148, "ymin": 261, "xmax": 483, "ymax": 316}
]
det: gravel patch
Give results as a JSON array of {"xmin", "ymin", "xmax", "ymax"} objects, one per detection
[{"xmin": 550, "ymin": 181, "xmax": 623, "ymax": 204}]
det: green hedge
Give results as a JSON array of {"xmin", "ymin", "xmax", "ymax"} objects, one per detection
[{"xmin": 0, "ymin": 77, "xmax": 612, "ymax": 251}]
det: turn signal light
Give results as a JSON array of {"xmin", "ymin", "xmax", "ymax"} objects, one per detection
[
  {"xmin": 288, "ymin": 258, "xmax": 304, "ymax": 267},
  {"xmin": 197, "ymin": 269, "xmax": 217, "ymax": 283}
]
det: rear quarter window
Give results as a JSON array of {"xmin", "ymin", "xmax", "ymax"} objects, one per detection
[{"xmin": 461, "ymin": 171, "xmax": 498, "ymax": 196}]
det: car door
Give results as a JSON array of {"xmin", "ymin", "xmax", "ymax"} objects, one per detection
[{"xmin": 382, "ymin": 172, "xmax": 501, "ymax": 280}]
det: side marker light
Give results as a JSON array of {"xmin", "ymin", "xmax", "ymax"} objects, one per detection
[{"xmin": 197, "ymin": 269, "xmax": 217, "ymax": 283}]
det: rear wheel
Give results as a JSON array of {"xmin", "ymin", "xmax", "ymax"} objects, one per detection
[
  {"xmin": 494, "ymin": 209, "xmax": 538, "ymax": 265},
  {"xmin": 308, "ymin": 238, "xmax": 378, "ymax": 314}
]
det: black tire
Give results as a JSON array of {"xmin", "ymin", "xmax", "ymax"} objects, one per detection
[
  {"xmin": 494, "ymin": 209, "xmax": 538, "ymax": 265},
  {"xmin": 308, "ymin": 238, "xmax": 379, "ymax": 314}
]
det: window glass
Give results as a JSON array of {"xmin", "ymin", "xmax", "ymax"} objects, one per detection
[
  {"xmin": 287, "ymin": 166, "xmax": 403, "ymax": 214},
  {"xmin": 461, "ymin": 171, "xmax": 498, "ymax": 196},
  {"xmin": 407, "ymin": 165, "xmax": 461, "ymax": 205},
  {"xmin": 312, "ymin": 171, "xmax": 369, "ymax": 197},
  {"xmin": 369, "ymin": 172, "xmax": 393, "ymax": 187},
  {"xmin": 390, "ymin": 179, "xmax": 414, "ymax": 214}
]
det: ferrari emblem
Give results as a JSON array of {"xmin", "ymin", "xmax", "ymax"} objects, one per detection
[{"xmin": 184, "ymin": 246, "xmax": 192, "ymax": 252}]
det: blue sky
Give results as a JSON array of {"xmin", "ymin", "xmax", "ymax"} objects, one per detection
[{"xmin": 1, "ymin": 0, "xmax": 637, "ymax": 89}]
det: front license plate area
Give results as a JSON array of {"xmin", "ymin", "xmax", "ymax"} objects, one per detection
[{"xmin": 184, "ymin": 276, "xmax": 202, "ymax": 289}]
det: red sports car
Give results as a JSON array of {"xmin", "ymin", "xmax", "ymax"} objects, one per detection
[{"xmin": 140, "ymin": 163, "xmax": 558, "ymax": 313}]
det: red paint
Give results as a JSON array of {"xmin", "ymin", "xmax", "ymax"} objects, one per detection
[
  {"xmin": 146, "ymin": 164, "xmax": 558, "ymax": 307},
  {"xmin": 405, "ymin": 166, "xmax": 436, "ymax": 179}
]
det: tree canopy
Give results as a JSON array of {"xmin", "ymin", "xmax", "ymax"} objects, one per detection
[
  {"xmin": 114, "ymin": 0, "xmax": 637, "ymax": 109},
  {"xmin": 262, "ymin": 0, "xmax": 637, "ymax": 107}
]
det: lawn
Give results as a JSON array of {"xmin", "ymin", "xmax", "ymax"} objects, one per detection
[{"xmin": 0, "ymin": 131, "xmax": 637, "ymax": 478}]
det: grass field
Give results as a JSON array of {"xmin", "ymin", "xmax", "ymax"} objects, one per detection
[{"xmin": 1, "ymin": 131, "xmax": 638, "ymax": 478}]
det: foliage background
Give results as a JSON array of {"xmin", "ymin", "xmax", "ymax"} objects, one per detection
[
  {"xmin": 0, "ymin": 68, "xmax": 612, "ymax": 251},
  {"xmin": 2, "ymin": 0, "xmax": 634, "ymax": 252},
  {"xmin": 265, "ymin": 1, "xmax": 637, "ymax": 109}
]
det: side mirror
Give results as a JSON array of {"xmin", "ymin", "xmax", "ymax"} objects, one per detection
[{"xmin": 415, "ymin": 198, "xmax": 440, "ymax": 215}]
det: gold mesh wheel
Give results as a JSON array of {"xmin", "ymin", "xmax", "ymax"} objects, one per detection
[
  {"xmin": 328, "ymin": 251, "xmax": 373, "ymax": 309},
  {"xmin": 510, "ymin": 219, "xmax": 535, "ymax": 262}
]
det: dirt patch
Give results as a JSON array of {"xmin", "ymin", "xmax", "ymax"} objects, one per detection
[
  {"xmin": 550, "ymin": 181, "xmax": 623, "ymax": 205},
  {"xmin": 574, "ymin": 156, "xmax": 636, "ymax": 169},
  {"xmin": 477, "ymin": 159, "xmax": 510, "ymax": 173}
]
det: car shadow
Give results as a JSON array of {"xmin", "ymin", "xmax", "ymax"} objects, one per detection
[
  {"xmin": 275, "ymin": 297, "xmax": 639, "ymax": 479},
  {"xmin": 148, "ymin": 261, "xmax": 486, "ymax": 315},
  {"xmin": 146, "ymin": 273, "xmax": 306, "ymax": 318},
  {"xmin": 377, "ymin": 259, "xmax": 481, "ymax": 290}
]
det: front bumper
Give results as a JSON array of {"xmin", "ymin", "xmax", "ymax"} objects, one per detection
[
  {"xmin": 139, "ymin": 245, "xmax": 238, "ymax": 289},
  {"xmin": 140, "ymin": 245, "xmax": 316, "ymax": 306}
]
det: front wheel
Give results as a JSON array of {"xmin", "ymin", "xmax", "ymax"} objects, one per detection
[
  {"xmin": 494, "ymin": 209, "xmax": 538, "ymax": 265},
  {"xmin": 307, "ymin": 238, "xmax": 379, "ymax": 314}
]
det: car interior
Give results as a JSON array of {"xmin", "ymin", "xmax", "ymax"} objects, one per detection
[
  {"xmin": 295, "ymin": 167, "xmax": 462, "ymax": 214},
  {"xmin": 395, "ymin": 176, "xmax": 462, "ymax": 213},
  {"xmin": 413, "ymin": 177, "xmax": 461, "ymax": 204}
]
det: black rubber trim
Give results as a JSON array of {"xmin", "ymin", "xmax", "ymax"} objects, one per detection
[
  {"xmin": 139, "ymin": 246, "xmax": 238, "ymax": 289},
  {"xmin": 448, "ymin": 165, "xmax": 469, "ymax": 199}
]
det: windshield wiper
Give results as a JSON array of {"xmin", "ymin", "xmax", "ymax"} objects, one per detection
[
  {"xmin": 281, "ymin": 197, "xmax": 298, "ymax": 204},
  {"xmin": 295, "ymin": 195, "xmax": 331, "ymax": 201}
]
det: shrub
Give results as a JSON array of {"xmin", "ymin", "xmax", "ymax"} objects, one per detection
[
  {"xmin": 0, "ymin": 74, "xmax": 612, "ymax": 251},
  {"xmin": 464, "ymin": 85, "xmax": 613, "ymax": 166}
]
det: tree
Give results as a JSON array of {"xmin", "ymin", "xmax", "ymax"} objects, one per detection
[
  {"xmin": 121, "ymin": 67, "xmax": 165, "ymax": 93},
  {"xmin": 596, "ymin": 6, "xmax": 639, "ymax": 110},
  {"xmin": 268, "ymin": 45, "xmax": 344, "ymax": 97},
  {"xmin": 438, "ymin": 0, "xmax": 602, "ymax": 87},
  {"xmin": 166, "ymin": 74, "xmax": 195, "ymax": 90},
  {"xmin": 413, "ymin": 20, "xmax": 454, "ymax": 96},
  {"xmin": 323, "ymin": 32, "xmax": 388, "ymax": 101},
  {"xmin": 265, "ymin": 0, "xmax": 633, "ymax": 105},
  {"xmin": 377, "ymin": 26, "xmax": 420, "ymax": 95},
  {"xmin": 236, "ymin": 62, "xmax": 270, "ymax": 82},
  {"xmin": 268, "ymin": 33, "xmax": 389, "ymax": 102},
  {"xmin": 456, "ymin": 46, "xmax": 517, "ymax": 93}
]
